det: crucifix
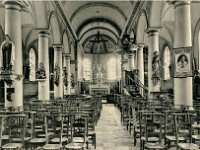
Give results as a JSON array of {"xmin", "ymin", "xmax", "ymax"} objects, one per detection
[{"xmin": 89, "ymin": 31, "xmax": 108, "ymax": 53}]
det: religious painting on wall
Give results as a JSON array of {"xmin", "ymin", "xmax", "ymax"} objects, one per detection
[{"xmin": 174, "ymin": 47, "xmax": 192, "ymax": 78}]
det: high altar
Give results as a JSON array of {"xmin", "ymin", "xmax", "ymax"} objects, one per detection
[{"xmin": 89, "ymin": 78, "xmax": 110, "ymax": 94}]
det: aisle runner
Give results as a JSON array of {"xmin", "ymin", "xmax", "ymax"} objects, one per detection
[{"xmin": 95, "ymin": 104, "xmax": 137, "ymax": 150}]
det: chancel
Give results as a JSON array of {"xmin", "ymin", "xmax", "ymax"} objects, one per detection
[{"xmin": 0, "ymin": 0, "xmax": 200, "ymax": 150}]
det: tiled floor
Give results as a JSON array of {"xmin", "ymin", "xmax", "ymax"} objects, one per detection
[{"xmin": 95, "ymin": 103, "xmax": 140, "ymax": 150}]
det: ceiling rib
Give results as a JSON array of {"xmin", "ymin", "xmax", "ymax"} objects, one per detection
[
  {"xmin": 120, "ymin": 1, "xmax": 144, "ymax": 40},
  {"xmin": 50, "ymin": 1, "xmax": 78, "ymax": 41}
]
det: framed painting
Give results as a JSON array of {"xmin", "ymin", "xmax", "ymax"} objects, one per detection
[{"xmin": 174, "ymin": 47, "xmax": 192, "ymax": 78}]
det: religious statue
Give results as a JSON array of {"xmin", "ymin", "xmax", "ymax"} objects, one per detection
[
  {"xmin": 36, "ymin": 62, "xmax": 46, "ymax": 79},
  {"xmin": 151, "ymin": 51, "xmax": 161, "ymax": 85},
  {"xmin": 63, "ymin": 67, "xmax": 68, "ymax": 87},
  {"xmin": 54, "ymin": 63, "xmax": 60, "ymax": 86},
  {"xmin": 0, "ymin": 34, "xmax": 15, "ymax": 72}
]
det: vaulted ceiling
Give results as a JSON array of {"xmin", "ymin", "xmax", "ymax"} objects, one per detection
[{"xmin": 61, "ymin": 1, "xmax": 134, "ymax": 53}]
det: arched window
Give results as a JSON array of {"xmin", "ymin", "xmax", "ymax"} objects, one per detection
[
  {"xmin": 29, "ymin": 48, "xmax": 36, "ymax": 81},
  {"xmin": 163, "ymin": 46, "xmax": 171, "ymax": 80}
]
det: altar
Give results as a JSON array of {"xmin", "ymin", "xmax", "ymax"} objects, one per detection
[{"xmin": 89, "ymin": 84, "xmax": 110, "ymax": 94}]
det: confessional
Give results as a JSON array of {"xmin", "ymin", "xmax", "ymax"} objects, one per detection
[{"xmin": 194, "ymin": 70, "xmax": 200, "ymax": 100}]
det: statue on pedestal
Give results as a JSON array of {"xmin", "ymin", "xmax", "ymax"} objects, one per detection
[
  {"xmin": 71, "ymin": 73, "xmax": 75, "ymax": 88},
  {"xmin": 63, "ymin": 67, "xmax": 68, "ymax": 87},
  {"xmin": 152, "ymin": 51, "xmax": 161, "ymax": 85},
  {"xmin": 54, "ymin": 63, "xmax": 60, "ymax": 86},
  {"xmin": 0, "ymin": 34, "xmax": 15, "ymax": 72},
  {"xmin": 36, "ymin": 62, "xmax": 46, "ymax": 79}
]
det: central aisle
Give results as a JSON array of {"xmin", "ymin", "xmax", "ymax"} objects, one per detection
[{"xmin": 95, "ymin": 103, "xmax": 136, "ymax": 150}]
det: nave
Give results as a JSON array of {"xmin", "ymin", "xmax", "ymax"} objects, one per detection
[{"xmin": 96, "ymin": 103, "xmax": 135, "ymax": 150}]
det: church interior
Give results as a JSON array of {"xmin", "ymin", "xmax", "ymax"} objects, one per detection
[{"xmin": 1, "ymin": 0, "xmax": 200, "ymax": 149}]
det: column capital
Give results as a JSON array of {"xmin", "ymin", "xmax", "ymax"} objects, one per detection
[
  {"xmin": 146, "ymin": 27, "xmax": 162, "ymax": 35},
  {"xmin": 127, "ymin": 53, "xmax": 134, "ymax": 57},
  {"xmin": 36, "ymin": 28, "xmax": 50, "ymax": 36},
  {"xmin": 136, "ymin": 43, "xmax": 146, "ymax": 49},
  {"xmin": 3, "ymin": 0, "xmax": 27, "ymax": 10},
  {"xmin": 130, "ymin": 44, "xmax": 138, "ymax": 51},
  {"xmin": 63, "ymin": 53, "xmax": 71, "ymax": 58},
  {"xmin": 52, "ymin": 44, "xmax": 63, "ymax": 50},
  {"xmin": 167, "ymin": 0, "xmax": 190, "ymax": 7}
]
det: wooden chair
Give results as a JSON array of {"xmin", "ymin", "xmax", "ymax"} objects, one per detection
[
  {"xmin": 65, "ymin": 117, "xmax": 87, "ymax": 150},
  {"xmin": 28, "ymin": 111, "xmax": 51, "ymax": 149},
  {"xmin": 42, "ymin": 112, "xmax": 67, "ymax": 150},
  {"xmin": 191, "ymin": 109, "xmax": 200, "ymax": 144},
  {"xmin": 164, "ymin": 110, "xmax": 186, "ymax": 149},
  {"xmin": 173, "ymin": 112, "xmax": 199, "ymax": 150},
  {"xmin": 140, "ymin": 111, "xmax": 166, "ymax": 150},
  {"xmin": 1, "ymin": 112, "xmax": 27, "ymax": 150}
]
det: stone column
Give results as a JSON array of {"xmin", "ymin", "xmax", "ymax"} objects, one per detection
[
  {"xmin": 121, "ymin": 53, "xmax": 126, "ymax": 94},
  {"xmin": 134, "ymin": 51, "xmax": 138, "ymax": 71},
  {"xmin": 115, "ymin": 53, "xmax": 121, "ymax": 93},
  {"xmin": 53, "ymin": 45, "xmax": 63, "ymax": 99},
  {"xmin": 3, "ymin": 0, "xmax": 26, "ymax": 110},
  {"xmin": 137, "ymin": 44, "xmax": 145, "ymax": 96},
  {"xmin": 146, "ymin": 28, "xmax": 161, "ymax": 97},
  {"xmin": 137, "ymin": 44, "xmax": 145, "ymax": 85},
  {"xmin": 63, "ymin": 54, "xmax": 71, "ymax": 95},
  {"xmin": 128, "ymin": 53, "xmax": 135, "ymax": 71},
  {"xmin": 116, "ymin": 53, "xmax": 121, "ymax": 80},
  {"xmin": 171, "ymin": 0, "xmax": 193, "ymax": 108},
  {"xmin": 37, "ymin": 30, "xmax": 50, "ymax": 101}
]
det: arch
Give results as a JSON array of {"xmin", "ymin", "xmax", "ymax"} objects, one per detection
[
  {"xmin": 80, "ymin": 27, "xmax": 119, "ymax": 41},
  {"xmin": 22, "ymin": 25, "xmax": 37, "ymax": 52},
  {"xmin": 70, "ymin": 2, "xmax": 127, "ymax": 22},
  {"xmin": 70, "ymin": 42, "xmax": 75, "ymax": 60},
  {"xmin": 29, "ymin": 48, "xmax": 36, "ymax": 81},
  {"xmin": 62, "ymin": 30, "xmax": 71, "ymax": 54},
  {"xmin": 76, "ymin": 17, "xmax": 121, "ymax": 36},
  {"xmin": 193, "ymin": 18, "xmax": 200, "ymax": 70},
  {"xmin": 161, "ymin": 22, "xmax": 174, "ymax": 44},
  {"xmin": 48, "ymin": 11, "xmax": 62, "ymax": 44},
  {"xmin": 136, "ymin": 10, "xmax": 148, "ymax": 44}
]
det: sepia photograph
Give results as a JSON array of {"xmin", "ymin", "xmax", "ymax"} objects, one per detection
[{"xmin": 0, "ymin": 0, "xmax": 200, "ymax": 150}]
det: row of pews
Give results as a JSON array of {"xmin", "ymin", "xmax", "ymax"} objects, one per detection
[
  {"xmin": 116, "ymin": 95, "xmax": 200, "ymax": 150},
  {"xmin": 0, "ymin": 95, "xmax": 102, "ymax": 150}
]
